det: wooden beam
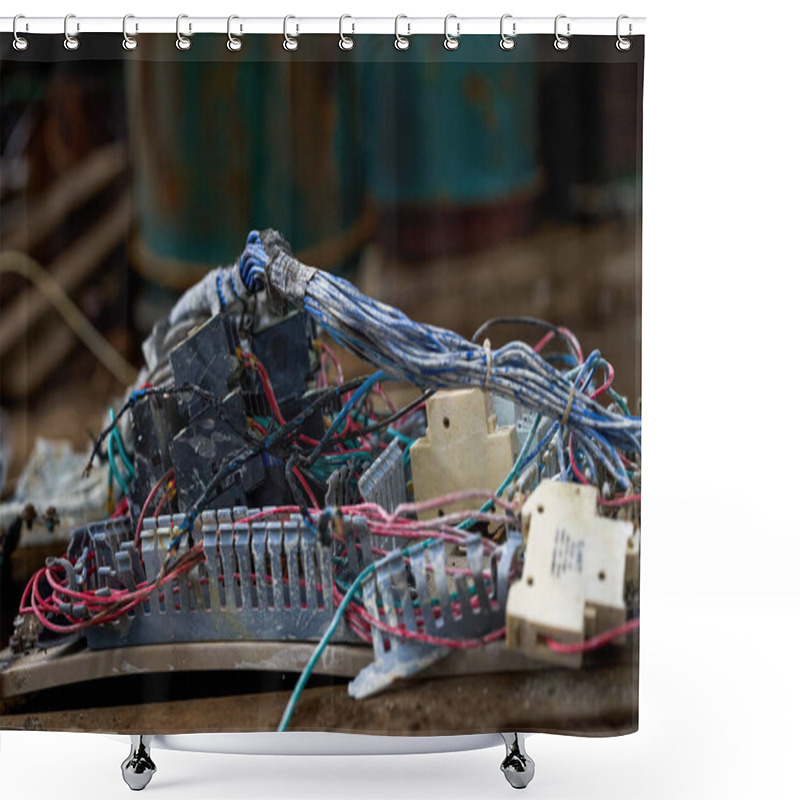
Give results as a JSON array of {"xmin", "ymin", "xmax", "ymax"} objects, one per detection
[
  {"xmin": 1, "ymin": 143, "xmax": 127, "ymax": 253},
  {"xmin": 0, "ymin": 639, "xmax": 537, "ymax": 699},
  {"xmin": 0, "ymin": 192, "xmax": 131, "ymax": 361},
  {"xmin": 0, "ymin": 666, "xmax": 637, "ymax": 736}
]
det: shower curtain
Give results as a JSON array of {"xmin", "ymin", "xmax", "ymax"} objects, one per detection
[{"xmin": 0, "ymin": 27, "xmax": 643, "ymax": 741}]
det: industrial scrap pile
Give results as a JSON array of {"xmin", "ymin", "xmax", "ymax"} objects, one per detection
[{"xmin": 9, "ymin": 229, "xmax": 641, "ymax": 730}]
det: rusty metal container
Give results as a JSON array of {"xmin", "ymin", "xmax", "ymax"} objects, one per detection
[
  {"xmin": 358, "ymin": 35, "xmax": 541, "ymax": 261},
  {"xmin": 126, "ymin": 36, "xmax": 369, "ymax": 301}
]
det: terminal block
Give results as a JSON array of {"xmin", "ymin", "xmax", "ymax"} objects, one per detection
[
  {"xmin": 409, "ymin": 389, "xmax": 518, "ymax": 520},
  {"xmin": 505, "ymin": 481, "xmax": 635, "ymax": 668}
]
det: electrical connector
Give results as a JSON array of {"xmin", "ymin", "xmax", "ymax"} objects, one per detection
[
  {"xmin": 505, "ymin": 480, "xmax": 634, "ymax": 668},
  {"xmin": 409, "ymin": 389, "xmax": 518, "ymax": 520}
]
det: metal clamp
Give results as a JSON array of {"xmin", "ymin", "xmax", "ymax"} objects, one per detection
[
  {"xmin": 227, "ymin": 15, "xmax": 242, "ymax": 51},
  {"xmin": 500, "ymin": 14, "xmax": 516, "ymax": 50},
  {"xmin": 339, "ymin": 14, "xmax": 354, "ymax": 50},
  {"xmin": 616, "ymin": 14, "xmax": 632, "ymax": 51},
  {"xmin": 64, "ymin": 13, "xmax": 79, "ymax": 51},
  {"xmin": 444, "ymin": 13, "xmax": 460, "ymax": 51},
  {"xmin": 122, "ymin": 14, "xmax": 137, "ymax": 51},
  {"xmin": 395, "ymin": 15, "xmax": 410, "ymax": 50},
  {"xmin": 554, "ymin": 14, "xmax": 570, "ymax": 51},
  {"xmin": 12, "ymin": 15, "xmax": 28, "ymax": 51},
  {"xmin": 283, "ymin": 15, "xmax": 299, "ymax": 51},
  {"xmin": 176, "ymin": 13, "xmax": 191, "ymax": 50}
]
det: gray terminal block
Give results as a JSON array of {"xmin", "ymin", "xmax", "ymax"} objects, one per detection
[
  {"xmin": 82, "ymin": 508, "xmax": 372, "ymax": 649},
  {"xmin": 357, "ymin": 439, "xmax": 406, "ymax": 552},
  {"xmin": 348, "ymin": 531, "xmax": 523, "ymax": 699}
]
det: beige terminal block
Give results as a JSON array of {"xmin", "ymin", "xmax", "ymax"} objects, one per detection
[
  {"xmin": 409, "ymin": 389, "xmax": 518, "ymax": 521},
  {"xmin": 506, "ymin": 481, "xmax": 636, "ymax": 668}
]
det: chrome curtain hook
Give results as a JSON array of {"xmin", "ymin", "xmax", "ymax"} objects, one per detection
[
  {"xmin": 616, "ymin": 14, "xmax": 632, "ymax": 51},
  {"xmin": 64, "ymin": 13, "xmax": 79, "ymax": 51},
  {"xmin": 283, "ymin": 15, "xmax": 299, "ymax": 51},
  {"xmin": 394, "ymin": 15, "xmax": 410, "ymax": 50},
  {"xmin": 444, "ymin": 14, "xmax": 460, "ymax": 51},
  {"xmin": 554, "ymin": 14, "xmax": 570, "ymax": 51},
  {"xmin": 339, "ymin": 14, "xmax": 355, "ymax": 50},
  {"xmin": 500, "ymin": 14, "xmax": 516, "ymax": 50},
  {"xmin": 12, "ymin": 14, "xmax": 29, "ymax": 51},
  {"xmin": 122, "ymin": 15, "xmax": 138, "ymax": 51},
  {"xmin": 176, "ymin": 14, "xmax": 191, "ymax": 50},
  {"xmin": 227, "ymin": 15, "xmax": 242, "ymax": 51}
]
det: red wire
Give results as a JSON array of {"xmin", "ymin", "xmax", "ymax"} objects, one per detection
[
  {"xmin": 533, "ymin": 330, "xmax": 555, "ymax": 353},
  {"xmin": 568, "ymin": 434, "xmax": 590, "ymax": 486},
  {"xmin": 590, "ymin": 359, "xmax": 615, "ymax": 399},
  {"xmin": 547, "ymin": 617, "xmax": 640, "ymax": 654},
  {"xmin": 134, "ymin": 469, "xmax": 174, "ymax": 550},
  {"xmin": 292, "ymin": 468, "xmax": 319, "ymax": 510},
  {"xmin": 27, "ymin": 544, "xmax": 205, "ymax": 633},
  {"xmin": 533, "ymin": 328, "xmax": 584, "ymax": 364},
  {"xmin": 111, "ymin": 497, "xmax": 129, "ymax": 518},
  {"xmin": 598, "ymin": 493, "xmax": 641, "ymax": 507},
  {"xmin": 254, "ymin": 360, "xmax": 285, "ymax": 425},
  {"xmin": 152, "ymin": 482, "xmax": 174, "ymax": 518}
]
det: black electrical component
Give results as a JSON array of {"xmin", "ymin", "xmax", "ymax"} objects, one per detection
[
  {"xmin": 131, "ymin": 309, "xmax": 325, "ymax": 514},
  {"xmin": 251, "ymin": 310, "xmax": 317, "ymax": 407},
  {"xmin": 169, "ymin": 314, "xmax": 246, "ymax": 420},
  {"xmin": 128, "ymin": 393, "xmax": 187, "ymax": 521}
]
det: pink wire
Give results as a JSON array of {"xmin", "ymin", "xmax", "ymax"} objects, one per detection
[
  {"xmin": 134, "ymin": 468, "xmax": 174, "ymax": 550},
  {"xmin": 320, "ymin": 342, "xmax": 344, "ymax": 386},
  {"xmin": 598, "ymin": 493, "xmax": 641, "ymax": 507},
  {"xmin": 547, "ymin": 617, "xmax": 640, "ymax": 654}
]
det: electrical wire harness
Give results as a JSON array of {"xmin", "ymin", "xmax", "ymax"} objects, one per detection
[{"xmin": 10, "ymin": 227, "xmax": 641, "ymax": 732}]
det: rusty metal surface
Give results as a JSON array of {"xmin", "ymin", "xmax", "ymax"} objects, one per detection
[
  {"xmin": 0, "ymin": 639, "xmax": 540, "ymax": 700},
  {"xmin": 0, "ymin": 665, "xmax": 637, "ymax": 737}
]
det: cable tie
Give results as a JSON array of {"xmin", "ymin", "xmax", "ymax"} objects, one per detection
[
  {"xmin": 561, "ymin": 383, "xmax": 577, "ymax": 428},
  {"xmin": 483, "ymin": 338, "xmax": 492, "ymax": 388}
]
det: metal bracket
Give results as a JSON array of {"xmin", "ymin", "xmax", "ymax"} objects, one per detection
[
  {"xmin": 82, "ymin": 509, "xmax": 370, "ymax": 649},
  {"xmin": 349, "ymin": 532, "xmax": 522, "ymax": 698}
]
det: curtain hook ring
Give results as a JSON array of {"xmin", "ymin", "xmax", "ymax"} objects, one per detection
[
  {"xmin": 13, "ymin": 15, "xmax": 29, "ymax": 51},
  {"xmin": 616, "ymin": 15, "xmax": 632, "ymax": 51},
  {"xmin": 283, "ymin": 15, "xmax": 299, "ymax": 51},
  {"xmin": 500, "ymin": 14, "xmax": 516, "ymax": 50},
  {"xmin": 394, "ymin": 15, "xmax": 410, "ymax": 50},
  {"xmin": 227, "ymin": 15, "xmax": 242, "ymax": 51},
  {"xmin": 339, "ymin": 14, "xmax": 355, "ymax": 50},
  {"xmin": 444, "ymin": 14, "xmax": 460, "ymax": 51},
  {"xmin": 554, "ymin": 14, "xmax": 570, "ymax": 51},
  {"xmin": 64, "ymin": 13, "xmax": 80, "ymax": 51},
  {"xmin": 176, "ymin": 14, "xmax": 191, "ymax": 50},
  {"xmin": 122, "ymin": 15, "xmax": 138, "ymax": 51}
]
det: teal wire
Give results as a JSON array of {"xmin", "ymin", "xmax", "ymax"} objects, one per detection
[
  {"xmin": 457, "ymin": 412, "xmax": 542, "ymax": 529},
  {"xmin": 386, "ymin": 428, "xmax": 412, "ymax": 445},
  {"xmin": 280, "ymin": 408, "xmax": 549, "ymax": 729},
  {"xmin": 277, "ymin": 561, "xmax": 376, "ymax": 731},
  {"xmin": 108, "ymin": 408, "xmax": 135, "ymax": 478},
  {"xmin": 278, "ymin": 536, "xmax": 437, "ymax": 732},
  {"xmin": 107, "ymin": 434, "xmax": 130, "ymax": 495}
]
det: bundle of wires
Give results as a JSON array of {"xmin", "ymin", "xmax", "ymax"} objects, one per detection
[
  {"xmin": 243, "ymin": 231, "xmax": 640, "ymax": 466},
  {"xmin": 19, "ymin": 543, "xmax": 204, "ymax": 635}
]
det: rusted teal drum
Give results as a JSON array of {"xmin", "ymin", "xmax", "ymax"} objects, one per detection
[
  {"xmin": 126, "ymin": 36, "xmax": 369, "ymax": 297},
  {"xmin": 358, "ymin": 35, "xmax": 541, "ymax": 261}
]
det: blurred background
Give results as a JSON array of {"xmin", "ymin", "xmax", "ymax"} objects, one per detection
[{"xmin": 0, "ymin": 34, "xmax": 641, "ymax": 642}]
